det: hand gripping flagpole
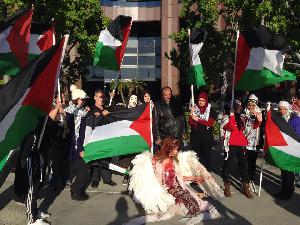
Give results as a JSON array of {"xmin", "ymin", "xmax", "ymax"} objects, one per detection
[
  {"xmin": 258, "ymin": 102, "xmax": 270, "ymax": 196},
  {"xmin": 230, "ymin": 30, "xmax": 240, "ymax": 109}
]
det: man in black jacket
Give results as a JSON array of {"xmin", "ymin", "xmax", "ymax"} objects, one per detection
[
  {"xmin": 153, "ymin": 86, "xmax": 185, "ymax": 147},
  {"xmin": 85, "ymin": 89, "xmax": 117, "ymax": 188}
]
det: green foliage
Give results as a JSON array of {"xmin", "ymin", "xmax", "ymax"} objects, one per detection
[
  {"xmin": 0, "ymin": 79, "xmax": 4, "ymax": 87},
  {"xmin": 167, "ymin": 0, "xmax": 300, "ymax": 95},
  {"xmin": 0, "ymin": 0, "xmax": 109, "ymax": 88}
]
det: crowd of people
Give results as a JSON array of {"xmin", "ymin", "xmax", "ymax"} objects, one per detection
[{"xmin": 8, "ymin": 84, "xmax": 300, "ymax": 225}]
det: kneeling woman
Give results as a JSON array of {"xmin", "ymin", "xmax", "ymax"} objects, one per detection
[{"xmin": 126, "ymin": 137, "xmax": 223, "ymax": 225}]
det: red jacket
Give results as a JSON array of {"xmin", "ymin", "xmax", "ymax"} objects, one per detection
[{"xmin": 223, "ymin": 114, "xmax": 248, "ymax": 147}]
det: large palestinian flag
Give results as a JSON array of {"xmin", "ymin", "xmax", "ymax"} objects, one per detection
[
  {"xmin": 83, "ymin": 103, "xmax": 152, "ymax": 163},
  {"xmin": 264, "ymin": 110, "xmax": 300, "ymax": 173},
  {"xmin": 0, "ymin": 37, "xmax": 66, "ymax": 172},
  {"xmin": 28, "ymin": 22, "xmax": 55, "ymax": 61},
  {"xmin": 93, "ymin": 15, "xmax": 132, "ymax": 71},
  {"xmin": 234, "ymin": 25, "xmax": 295, "ymax": 91},
  {"xmin": 188, "ymin": 28, "xmax": 207, "ymax": 88},
  {"xmin": 0, "ymin": 7, "xmax": 33, "ymax": 76}
]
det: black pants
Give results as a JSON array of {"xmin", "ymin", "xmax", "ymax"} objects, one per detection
[
  {"xmin": 14, "ymin": 156, "xmax": 40, "ymax": 223},
  {"xmin": 223, "ymin": 146, "xmax": 249, "ymax": 183},
  {"xmin": 190, "ymin": 135, "xmax": 213, "ymax": 171},
  {"xmin": 247, "ymin": 150, "xmax": 258, "ymax": 181},
  {"xmin": 280, "ymin": 170, "xmax": 295, "ymax": 194},
  {"xmin": 70, "ymin": 158, "xmax": 90, "ymax": 194},
  {"xmin": 90, "ymin": 160, "xmax": 112, "ymax": 183}
]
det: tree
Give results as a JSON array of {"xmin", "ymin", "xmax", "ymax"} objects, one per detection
[
  {"xmin": 166, "ymin": 0, "xmax": 300, "ymax": 103},
  {"xmin": 0, "ymin": 0, "xmax": 110, "ymax": 89}
]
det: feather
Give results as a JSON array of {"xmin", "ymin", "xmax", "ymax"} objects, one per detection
[
  {"xmin": 178, "ymin": 151, "xmax": 224, "ymax": 198},
  {"xmin": 129, "ymin": 151, "xmax": 175, "ymax": 214}
]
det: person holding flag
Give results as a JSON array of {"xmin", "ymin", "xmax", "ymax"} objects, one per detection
[{"xmin": 274, "ymin": 101, "xmax": 300, "ymax": 200}]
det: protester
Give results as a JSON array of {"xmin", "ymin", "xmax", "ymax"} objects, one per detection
[
  {"xmin": 85, "ymin": 89, "xmax": 117, "ymax": 188},
  {"xmin": 65, "ymin": 85, "xmax": 90, "ymax": 201},
  {"xmin": 221, "ymin": 100, "xmax": 254, "ymax": 199},
  {"xmin": 274, "ymin": 101, "xmax": 300, "ymax": 200},
  {"xmin": 47, "ymin": 94, "xmax": 69, "ymax": 191},
  {"xmin": 13, "ymin": 120, "xmax": 51, "ymax": 225},
  {"xmin": 188, "ymin": 92, "xmax": 217, "ymax": 172},
  {"xmin": 126, "ymin": 137, "xmax": 222, "ymax": 225},
  {"xmin": 242, "ymin": 94, "xmax": 262, "ymax": 193},
  {"xmin": 291, "ymin": 94, "xmax": 300, "ymax": 187},
  {"xmin": 153, "ymin": 86, "xmax": 185, "ymax": 146}
]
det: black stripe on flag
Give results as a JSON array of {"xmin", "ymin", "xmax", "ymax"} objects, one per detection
[
  {"xmin": 0, "ymin": 43, "xmax": 61, "ymax": 121},
  {"xmin": 107, "ymin": 15, "xmax": 132, "ymax": 42},
  {"xmin": 242, "ymin": 25, "xmax": 289, "ymax": 53},
  {"xmin": 190, "ymin": 28, "xmax": 207, "ymax": 44},
  {"xmin": 0, "ymin": 7, "xmax": 31, "ymax": 32},
  {"xmin": 106, "ymin": 103, "xmax": 148, "ymax": 123},
  {"xmin": 271, "ymin": 110, "xmax": 300, "ymax": 143}
]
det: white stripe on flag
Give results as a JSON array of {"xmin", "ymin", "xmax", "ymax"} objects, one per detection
[
  {"xmin": 0, "ymin": 27, "xmax": 12, "ymax": 53},
  {"xmin": 0, "ymin": 89, "xmax": 30, "ymax": 142},
  {"xmin": 98, "ymin": 29, "xmax": 122, "ymax": 47},
  {"xmin": 190, "ymin": 42, "xmax": 203, "ymax": 66},
  {"xmin": 275, "ymin": 132, "xmax": 300, "ymax": 158},
  {"xmin": 247, "ymin": 47, "xmax": 284, "ymax": 75},
  {"xmin": 29, "ymin": 34, "xmax": 43, "ymax": 55},
  {"xmin": 85, "ymin": 120, "xmax": 138, "ymax": 144}
]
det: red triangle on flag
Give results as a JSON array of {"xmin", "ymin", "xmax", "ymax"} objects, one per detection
[
  {"xmin": 234, "ymin": 33, "xmax": 250, "ymax": 86},
  {"xmin": 264, "ymin": 110, "xmax": 287, "ymax": 151},
  {"xmin": 130, "ymin": 103, "xmax": 152, "ymax": 148},
  {"xmin": 37, "ymin": 25, "xmax": 55, "ymax": 52},
  {"xmin": 6, "ymin": 8, "xmax": 33, "ymax": 68}
]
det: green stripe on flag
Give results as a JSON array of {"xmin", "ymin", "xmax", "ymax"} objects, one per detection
[
  {"xmin": 266, "ymin": 147, "xmax": 300, "ymax": 173},
  {"xmin": 83, "ymin": 135, "xmax": 149, "ymax": 163},
  {"xmin": 0, "ymin": 106, "xmax": 45, "ymax": 171},
  {"xmin": 0, "ymin": 53, "xmax": 20, "ymax": 76},
  {"xmin": 188, "ymin": 64, "xmax": 206, "ymax": 88},
  {"xmin": 235, "ymin": 68, "xmax": 295, "ymax": 91},
  {"xmin": 93, "ymin": 42, "xmax": 119, "ymax": 71}
]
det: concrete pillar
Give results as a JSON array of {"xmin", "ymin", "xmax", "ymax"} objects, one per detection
[{"xmin": 161, "ymin": 0, "xmax": 180, "ymax": 95}]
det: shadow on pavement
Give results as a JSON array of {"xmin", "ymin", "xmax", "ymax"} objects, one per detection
[
  {"xmin": 38, "ymin": 185, "xmax": 66, "ymax": 213},
  {"xmin": 0, "ymin": 184, "xmax": 13, "ymax": 210},
  {"xmin": 106, "ymin": 195, "xmax": 145, "ymax": 225}
]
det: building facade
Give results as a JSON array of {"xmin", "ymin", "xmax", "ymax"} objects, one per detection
[{"xmin": 89, "ymin": 0, "xmax": 181, "ymax": 96}]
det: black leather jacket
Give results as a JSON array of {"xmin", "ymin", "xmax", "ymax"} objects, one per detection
[{"xmin": 153, "ymin": 97, "xmax": 185, "ymax": 140}]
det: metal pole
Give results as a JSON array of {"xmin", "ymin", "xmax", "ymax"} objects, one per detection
[{"xmin": 230, "ymin": 30, "xmax": 240, "ymax": 109}]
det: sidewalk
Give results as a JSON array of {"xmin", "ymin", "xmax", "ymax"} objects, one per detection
[{"xmin": 1, "ymin": 148, "xmax": 300, "ymax": 225}]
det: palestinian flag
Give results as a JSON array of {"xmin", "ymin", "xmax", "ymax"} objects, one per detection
[
  {"xmin": 264, "ymin": 110, "xmax": 300, "ymax": 173},
  {"xmin": 235, "ymin": 25, "xmax": 296, "ymax": 91},
  {"xmin": 83, "ymin": 103, "xmax": 152, "ymax": 163},
  {"xmin": 0, "ymin": 7, "xmax": 33, "ymax": 76},
  {"xmin": 93, "ymin": 15, "xmax": 132, "ymax": 71},
  {"xmin": 28, "ymin": 22, "xmax": 55, "ymax": 61},
  {"xmin": 188, "ymin": 28, "xmax": 207, "ymax": 88},
  {"xmin": 0, "ymin": 37, "xmax": 66, "ymax": 172}
]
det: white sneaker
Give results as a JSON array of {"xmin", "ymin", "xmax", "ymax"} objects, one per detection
[
  {"xmin": 38, "ymin": 210, "xmax": 51, "ymax": 219},
  {"xmin": 250, "ymin": 181, "xmax": 257, "ymax": 194},
  {"xmin": 28, "ymin": 218, "xmax": 51, "ymax": 225}
]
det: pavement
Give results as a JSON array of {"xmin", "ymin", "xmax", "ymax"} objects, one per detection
[{"xmin": 0, "ymin": 146, "xmax": 300, "ymax": 225}]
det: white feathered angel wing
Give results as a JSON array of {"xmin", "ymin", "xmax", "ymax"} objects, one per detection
[
  {"xmin": 128, "ymin": 151, "xmax": 175, "ymax": 214},
  {"xmin": 178, "ymin": 151, "xmax": 224, "ymax": 198}
]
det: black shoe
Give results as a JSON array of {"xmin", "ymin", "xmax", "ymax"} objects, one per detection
[
  {"xmin": 71, "ymin": 192, "xmax": 88, "ymax": 201},
  {"xmin": 103, "ymin": 180, "xmax": 117, "ymax": 186},
  {"xmin": 91, "ymin": 181, "xmax": 99, "ymax": 188},
  {"xmin": 80, "ymin": 192, "xmax": 89, "ymax": 200}
]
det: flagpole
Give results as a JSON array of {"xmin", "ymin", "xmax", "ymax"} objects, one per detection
[
  {"xmin": 230, "ymin": 30, "xmax": 240, "ymax": 109},
  {"xmin": 188, "ymin": 29, "xmax": 195, "ymax": 108},
  {"xmin": 150, "ymin": 101, "xmax": 154, "ymax": 154}
]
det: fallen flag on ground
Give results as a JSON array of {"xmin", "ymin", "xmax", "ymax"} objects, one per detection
[
  {"xmin": 0, "ymin": 37, "xmax": 66, "ymax": 172},
  {"xmin": 0, "ymin": 7, "xmax": 33, "ymax": 76},
  {"xmin": 234, "ymin": 25, "xmax": 295, "ymax": 91},
  {"xmin": 93, "ymin": 15, "xmax": 132, "ymax": 71},
  {"xmin": 83, "ymin": 103, "xmax": 152, "ymax": 163},
  {"xmin": 264, "ymin": 110, "xmax": 300, "ymax": 173},
  {"xmin": 188, "ymin": 28, "xmax": 207, "ymax": 88}
]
